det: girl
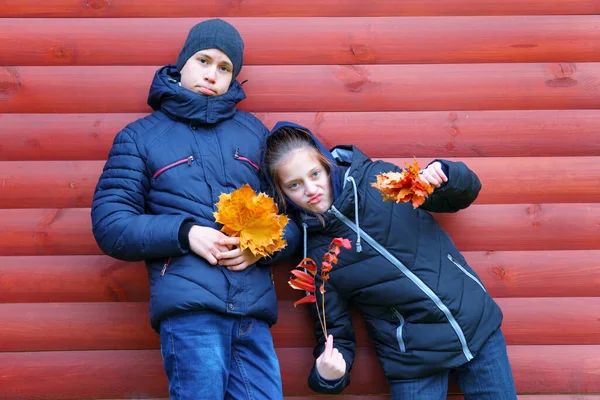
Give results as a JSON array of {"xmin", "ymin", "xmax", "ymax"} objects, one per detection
[{"xmin": 263, "ymin": 122, "xmax": 517, "ymax": 399}]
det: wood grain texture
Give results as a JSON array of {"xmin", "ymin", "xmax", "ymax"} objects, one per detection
[
  {"xmin": 1, "ymin": 111, "xmax": 600, "ymax": 161},
  {"xmin": 0, "ymin": 346, "xmax": 598, "ymax": 398},
  {"xmin": 0, "ymin": 205, "xmax": 597, "ymax": 256},
  {"xmin": 0, "ymin": 298, "xmax": 598, "ymax": 352},
  {"xmin": 2, "ymin": 157, "xmax": 598, "ymax": 208},
  {"xmin": 2, "ymin": 64, "xmax": 599, "ymax": 113},
  {"xmin": 2, "ymin": 250, "xmax": 598, "ymax": 303},
  {"xmin": 1, "ymin": 0, "xmax": 598, "ymax": 17},
  {"xmin": 3, "ymin": 17, "xmax": 600, "ymax": 66}
]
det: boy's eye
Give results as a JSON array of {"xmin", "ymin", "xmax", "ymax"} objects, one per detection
[
  {"xmin": 220, "ymin": 65, "xmax": 231, "ymax": 72},
  {"xmin": 199, "ymin": 58, "xmax": 207, "ymax": 64}
]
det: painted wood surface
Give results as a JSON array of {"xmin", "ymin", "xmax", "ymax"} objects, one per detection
[
  {"xmin": 2, "ymin": 0, "xmax": 599, "ymax": 17},
  {"xmin": 1, "ymin": 1, "xmax": 598, "ymax": 398},
  {"xmin": 0, "ymin": 346, "xmax": 599, "ymax": 398},
  {"xmin": 3, "ymin": 17, "xmax": 600, "ymax": 66},
  {"xmin": 2, "ymin": 64, "xmax": 599, "ymax": 113},
  {"xmin": 1, "ymin": 157, "xmax": 599, "ymax": 208}
]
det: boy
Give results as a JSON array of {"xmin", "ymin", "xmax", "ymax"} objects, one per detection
[{"xmin": 91, "ymin": 19, "xmax": 298, "ymax": 399}]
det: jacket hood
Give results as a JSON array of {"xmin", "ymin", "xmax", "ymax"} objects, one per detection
[{"xmin": 147, "ymin": 64, "xmax": 246, "ymax": 125}]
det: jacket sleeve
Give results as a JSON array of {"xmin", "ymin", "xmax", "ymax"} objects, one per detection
[
  {"xmin": 307, "ymin": 275, "xmax": 355, "ymax": 394},
  {"xmin": 420, "ymin": 159, "xmax": 482, "ymax": 213},
  {"xmin": 91, "ymin": 127, "xmax": 192, "ymax": 261}
]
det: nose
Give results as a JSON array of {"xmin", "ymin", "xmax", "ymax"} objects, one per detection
[
  {"xmin": 204, "ymin": 67, "xmax": 216, "ymax": 83},
  {"xmin": 304, "ymin": 181, "xmax": 318, "ymax": 196}
]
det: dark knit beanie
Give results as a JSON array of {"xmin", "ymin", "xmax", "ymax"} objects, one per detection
[{"xmin": 176, "ymin": 19, "xmax": 244, "ymax": 80}]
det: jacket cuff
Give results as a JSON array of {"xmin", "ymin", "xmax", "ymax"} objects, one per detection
[{"xmin": 178, "ymin": 221, "xmax": 195, "ymax": 250}]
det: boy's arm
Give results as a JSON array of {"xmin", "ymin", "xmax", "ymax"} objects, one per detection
[{"xmin": 91, "ymin": 128, "xmax": 193, "ymax": 261}]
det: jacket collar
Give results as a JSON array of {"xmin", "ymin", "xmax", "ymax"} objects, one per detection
[{"xmin": 147, "ymin": 64, "xmax": 246, "ymax": 125}]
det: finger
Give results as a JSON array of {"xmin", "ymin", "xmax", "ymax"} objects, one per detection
[
  {"xmin": 218, "ymin": 255, "xmax": 244, "ymax": 266},
  {"xmin": 431, "ymin": 163, "xmax": 448, "ymax": 182},
  {"xmin": 323, "ymin": 334, "xmax": 334, "ymax": 355},
  {"xmin": 216, "ymin": 247, "xmax": 243, "ymax": 260},
  {"xmin": 420, "ymin": 174, "xmax": 440, "ymax": 188},
  {"xmin": 202, "ymin": 252, "xmax": 219, "ymax": 265},
  {"xmin": 227, "ymin": 262, "xmax": 248, "ymax": 271},
  {"xmin": 218, "ymin": 237, "xmax": 240, "ymax": 247}
]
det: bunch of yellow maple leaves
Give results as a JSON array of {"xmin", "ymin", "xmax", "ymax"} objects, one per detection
[
  {"xmin": 371, "ymin": 158, "xmax": 434, "ymax": 208},
  {"xmin": 213, "ymin": 184, "xmax": 289, "ymax": 257},
  {"xmin": 288, "ymin": 237, "xmax": 352, "ymax": 337}
]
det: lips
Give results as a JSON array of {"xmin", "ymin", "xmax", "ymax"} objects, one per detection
[
  {"xmin": 197, "ymin": 86, "xmax": 217, "ymax": 96},
  {"xmin": 309, "ymin": 194, "xmax": 322, "ymax": 204}
]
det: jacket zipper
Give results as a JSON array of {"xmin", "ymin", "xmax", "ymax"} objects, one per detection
[
  {"xmin": 329, "ymin": 205, "xmax": 474, "ymax": 362},
  {"xmin": 391, "ymin": 308, "xmax": 407, "ymax": 353},
  {"xmin": 160, "ymin": 257, "xmax": 171, "ymax": 276},
  {"xmin": 234, "ymin": 148, "xmax": 259, "ymax": 170},
  {"xmin": 153, "ymin": 156, "xmax": 194, "ymax": 179},
  {"xmin": 447, "ymin": 254, "xmax": 487, "ymax": 292}
]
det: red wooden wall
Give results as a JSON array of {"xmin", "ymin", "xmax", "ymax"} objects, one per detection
[{"xmin": 1, "ymin": 1, "xmax": 600, "ymax": 399}]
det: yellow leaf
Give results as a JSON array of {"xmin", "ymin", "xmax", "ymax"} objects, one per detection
[{"xmin": 213, "ymin": 184, "xmax": 288, "ymax": 257}]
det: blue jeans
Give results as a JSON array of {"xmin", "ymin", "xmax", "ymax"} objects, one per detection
[
  {"xmin": 389, "ymin": 329, "xmax": 517, "ymax": 400},
  {"xmin": 160, "ymin": 310, "xmax": 283, "ymax": 400}
]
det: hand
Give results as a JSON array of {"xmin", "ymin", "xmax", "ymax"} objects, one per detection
[
  {"xmin": 188, "ymin": 226, "xmax": 233, "ymax": 265},
  {"xmin": 216, "ymin": 237, "xmax": 262, "ymax": 271},
  {"xmin": 315, "ymin": 335, "xmax": 346, "ymax": 381},
  {"xmin": 420, "ymin": 161, "xmax": 448, "ymax": 188}
]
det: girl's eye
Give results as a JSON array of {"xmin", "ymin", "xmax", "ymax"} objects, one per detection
[
  {"xmin": 312, "ymin": 170, "xmax": 320, "ymax": 178},
  {"xmin": 199, "ymin": 58, "xmax": 207, "ymax": 64},
  {"xmin": 220, "ymin": 65, "xmax": 231, "ymax": 72},
  {"xmin": 289, "ymin": 182, "xmax": 299, "ymax": 190}
]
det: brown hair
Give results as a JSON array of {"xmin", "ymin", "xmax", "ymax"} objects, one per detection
[{"xmin": 264, "ymin": 126, "xmax": 333, "ymax": 213}]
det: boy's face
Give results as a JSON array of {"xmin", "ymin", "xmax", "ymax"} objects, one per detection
[
  {"xmin": 180, "ymin": 48, "xmax": 234, "ymax": 96},
  {"xmin": 277, "ymin": 147, "xmax": 333, "ymax": 215}
]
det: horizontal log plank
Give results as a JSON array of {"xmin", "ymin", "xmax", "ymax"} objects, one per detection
[
  {"xmin": 0, "ymin": 205, "xmax": 597, "ymax": 256},
  {"xmin": 99, "ymin": 397, "xmax": 600, "ymax": 400},
  {"xmin": 1, "ymin": 298, "xmax": 598, "ymax": 352},
  {"xmin": 0, "ymin": 346, "xmax": 598, "ymax": 398},
  {"xmin": 2, "ymin": 250, "xmax": 599, "ymax": 303},
  {"xmin": 2, "ymin": 110, "xmax": 600, "ymax": 161},
  {"xmin": 4, "ymin": 17, "xmax": 600, "ymax": 66},
  {"xmin": 2, "ymin": 157, "xmax": 598, "ymax": 208},
  {"xmin": 10, "ymin": 395, "xmax": 600, "ymax": 399},
  {"xmin": 1, "ymin": 0, "xmax": 598, "ymax": 17},
  {"xmin": 100, "ymin": 397, "xmax": 600, "ymax": 400},
  {"xmin": 2, "ymin": 64, "xmax": 600, "ymax": 113}
]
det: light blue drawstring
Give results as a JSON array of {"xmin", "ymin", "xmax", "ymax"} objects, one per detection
[
  {"xmin": 346, "ymin": 176, "xmax": 362, "ymax": 252},
  {"xmin": 302, "ymin": 223, "xmax": 308, "ymax": 259}
]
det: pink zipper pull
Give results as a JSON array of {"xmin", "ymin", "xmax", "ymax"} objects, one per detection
[{"xmin": 161, "ymin": 257, "xmax": 171, "ymax": 276}]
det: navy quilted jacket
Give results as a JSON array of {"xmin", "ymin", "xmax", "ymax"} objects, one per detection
[
  {"xmin": 265, "ymin": 123, "xmax": 503, "ymax": 394},
  {"xmin": 91, "ymin": 65, "xmax": 300, "ymax": 331}
]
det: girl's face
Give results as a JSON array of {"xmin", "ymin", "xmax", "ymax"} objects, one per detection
[{"xmin": 276, "ymin": 147, "xmax": 333, "ymax": 214}]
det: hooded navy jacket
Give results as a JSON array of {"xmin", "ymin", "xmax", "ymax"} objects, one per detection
[
  {"xmin": 265, "ymin": 122, "xmax": 503, "ymax": 394},
  {"xmin": 91, "ymin": 65, "xmax": 299, "ymax": 331}
]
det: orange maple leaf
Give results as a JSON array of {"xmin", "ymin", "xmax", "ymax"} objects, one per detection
[
  {"xmin": 288, "ymin": 237, "xmax": 351, "ymax": 337},
  {"xmin": 213, "ymin": 184, "xmax": 289, "ymax": 257},
  {"xmin": 371, "ymin": 159, "xmax": 433, "ymax": 208}
]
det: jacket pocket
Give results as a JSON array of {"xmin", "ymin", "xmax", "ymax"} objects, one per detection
[
  {"xmin": 234, "ymin": 147, "xmax": 259, "ymax": 170},
  {"xmin": 391, "ymin": 308, "xmax": 406, "ymax": 353},
  {"xmin": 447, "ymin": 254, "xmax": 486, "ymax": 292},
  {"xmin": 153, "ymin": 155, "xmax": 195, "ymax": 179}
]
